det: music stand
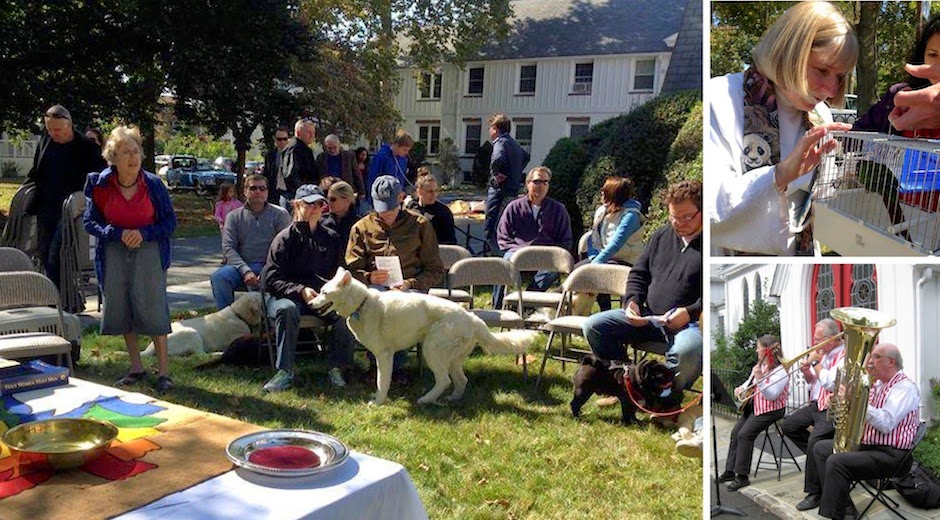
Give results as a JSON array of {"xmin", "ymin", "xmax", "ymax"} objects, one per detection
[{"xmin": 711, "ymin": 371, "xmax": 745, "ymax": 517}]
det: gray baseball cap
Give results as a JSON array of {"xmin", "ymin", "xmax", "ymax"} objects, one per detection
[
  {"xmin": 371, "ymin": 175, "xmax": 402, "ymax": 212},
  {"xmin": 294, "ymin": 184, "xmax": 327, "ymax": 204}
]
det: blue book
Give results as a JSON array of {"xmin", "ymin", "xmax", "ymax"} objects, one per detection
[{"xmin": 0, "ymin": 358, "xmax": 70, "ymax": 395}]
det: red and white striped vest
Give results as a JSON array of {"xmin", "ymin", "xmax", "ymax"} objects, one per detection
[
  {"xmin": 816, "ymin": 348, "xmax": 845, "ymax": 411},
  {"xmin": 754, "ymin": 365, "xmax": 789, "ymax": 416},
  {"xmin": 861, "ymin": 372, "xmax": 919, "ymax": 450}
]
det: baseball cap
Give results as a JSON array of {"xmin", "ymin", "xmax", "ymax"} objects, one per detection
[
  {"xmin": 294, "ymin": 184, "xmax": 327, "ymax": 204},
  {"xmin": 371, "ymin": 175, "xmax": 403, "ymax": 212}
]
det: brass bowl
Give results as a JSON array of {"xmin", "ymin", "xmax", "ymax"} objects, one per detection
[{"xmin": 2, "ymin": 418, "xmax": 118, "ymax": 470}]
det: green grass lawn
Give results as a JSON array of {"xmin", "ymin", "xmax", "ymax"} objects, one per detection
[
  {"xmin": 74, "ymin": 313, "xmax": 703, "ymax": 520},
  {"xmin": 0, "ymin": 180, "xmax": 219, "ymax": 238}
]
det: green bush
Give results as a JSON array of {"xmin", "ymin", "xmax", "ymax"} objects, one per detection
[
  {"xmin": 914, "ymin": 377, "xmax": 940, "ymax": 475},
  {"xmin": 162, "ymin": 134, "xmax": 235, "ymax": 159},
  {"xmin": 711, "ymin": 298, "xmax": 781, "ymax": 374},
  {"xmin": 1, "ymin": 162, "xmax": 18, "ymax": 179},
  {"xmin": 645, "ymin": 103, "xmax": 704, "ymax": 237},
  {"xmin": 574, "ymin": 90, "xmax": 701, "ymax": 226},
  {"xmin": 542, "ymin": 137, "xmax": 592, "ymax": 237}
]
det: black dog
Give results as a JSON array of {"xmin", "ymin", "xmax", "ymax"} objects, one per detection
[
  {"xmin": 195, "ymin": 335, "xmax": 268, "ymax": 369},
  {"xmin": 571, "ymin": 354, "xmax": 676, "ymax": 425}
]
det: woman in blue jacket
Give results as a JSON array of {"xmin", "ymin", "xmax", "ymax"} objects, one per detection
[{"xmin": 84, "ymin": 125, "xmax": 177, "ymax": 393}]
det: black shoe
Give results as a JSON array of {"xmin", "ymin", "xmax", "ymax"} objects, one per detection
[
  {"xmin": 717, "ymin": 471, "xmax": 736, "ymax": 483},
  {"xmin": 727, "ymin": 476, "xmax": 750, "ymax": 491},
  {"xmin": 844, "ymin": 501, "xmax": 859, "ymax": 520},
  {"xmin": 795, "ymin": 494, "xmax": 820, "ymax": 511},
  {"xmin": 155, "ymin": 375, "xmax": 174, "ymax": 394},
  {"xmin": 115, "ymin": 371, "xmax": 147, "ymax": 387}
]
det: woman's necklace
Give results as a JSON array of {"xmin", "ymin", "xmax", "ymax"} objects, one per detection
[{"xmin": 117, "ymin": 174, "xmax": 139, "ymax": 188}]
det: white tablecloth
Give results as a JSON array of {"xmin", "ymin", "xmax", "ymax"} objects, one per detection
[{"xmin": 116, "ymin": 451, "xmax": 428, "ymax": 520}]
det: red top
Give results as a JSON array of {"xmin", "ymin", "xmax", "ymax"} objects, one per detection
[{"xmin": 92, "ymin": 173, "xmax": 155, "ymax": 229}]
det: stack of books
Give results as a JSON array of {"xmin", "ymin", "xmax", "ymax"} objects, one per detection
[{"xmin": 0, "ymin": 358, "xmax": 70, "ymax": 396}]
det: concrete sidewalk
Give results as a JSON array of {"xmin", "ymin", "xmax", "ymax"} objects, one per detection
[{"xmin": 712, "ymin": 413, "xmax": 938, "ymax": 520}]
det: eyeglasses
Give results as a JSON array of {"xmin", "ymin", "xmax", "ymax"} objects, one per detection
[
  {"xmin": 668, "ymin": 210, "xmax": 700, "ymax": 224},
  {"xmin": 309, "ymin": 200, "xmax": 328, "ymax": 208},
  {"xmin": 247, "ymin": 185, "xmax": 268, "ymax": 192},
  {"xmin": 328, "ymin": 197, "xmax": 347, "ymax": 203},
  {"xmin": 275, "ymin": 137, "xmax": 289, "ymax": 142},
  {"xmin": 529, "ymin": 179, "xmax": 550, "ymax": 186},
  {"xmin": 116, "ymin": 148, "xmax": 141, "ymax": 158}
]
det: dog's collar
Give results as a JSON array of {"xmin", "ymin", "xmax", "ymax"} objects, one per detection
[
  {"xmin": 230, "ymin": 303, "xmax": 251, "ymax": 324},
  {"xmin": 349, "ymin": 295, "xmax": 368, "ymax": 321}
]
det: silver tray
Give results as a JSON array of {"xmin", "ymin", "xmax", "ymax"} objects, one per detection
[{"xmin": 226, "ymin": 429, "xmax": 349, "ymax": 477}]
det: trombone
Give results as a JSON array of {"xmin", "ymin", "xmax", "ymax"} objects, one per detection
[{"xmin": 734, "ymin": 332, "xmax": 844, "ymax": 411}]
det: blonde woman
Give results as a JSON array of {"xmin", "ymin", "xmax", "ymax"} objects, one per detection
[
  {"xmin": 84, "ymin": 125, "xmax": 177, "ymax": 393},
  {"xmin": 709, "ymin": 1, "xmax": 857, "ymax": 255},
  {"xmin": 323, "ymin": 180, "xmax": 358, "ymax": 244}
]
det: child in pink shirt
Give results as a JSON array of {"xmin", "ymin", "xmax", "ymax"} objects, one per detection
[{"xmin": 214, "ymin": 182, "xmax": 243, "ymax": 231}]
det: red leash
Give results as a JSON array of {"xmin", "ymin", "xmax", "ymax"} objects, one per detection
[{"xmin": 624, "ymin": 377, "xmax": 702, "ymax": 418}]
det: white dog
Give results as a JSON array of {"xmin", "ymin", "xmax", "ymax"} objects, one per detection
[
  {"xmin": 141, "ymin": 292, "xmax": 263, "ymax": 357},
  {"xmin": 310, "ymin": 267, "xmax": 538, "ymax": 405}
]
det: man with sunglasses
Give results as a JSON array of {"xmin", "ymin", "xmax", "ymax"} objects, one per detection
[
  {"xmin": 581, "ymin": 180, "xmax": 703, "ymax": 398},
  {"xmin": 263, "ymin": 126, "xmax": 292, "ymax": 205},
  {"xmin": 26, "ymin": 105, "xmax": 106, "ymax": 289},
  {"xmin": 210, "ymin": 174, "xmax": 291, "ymax": 309},
  {"xmin": 492, "ymin": 166, "xmax": 571, "ymax": 307}
]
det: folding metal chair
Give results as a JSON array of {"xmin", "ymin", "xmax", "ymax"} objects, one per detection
[
  {"xmin": 0, "ymin": 247, "xmax": 35, "ymax": 272},
  {"xmin": 754, "ymin": 419, "xmax": 802, "ymax": 481},
  {"xmin": 428, "ymin": 244, "xmax": 473, "ymax": 303},
  {"xmin": 0, "ymin": 271, "xmax": 74, "ymax": 370},
  {"xmin": 259, "ymin": 290, "xmax": 328, "ymax": 369},
  {"xmin": 503, "ymin": 245, "xmax": 574, "ymax": 327},
  {"xmin": 852, "ymin": 422, "xmax": 928, "ymax": 520},
  {"xmin": 448, "ymin": 257, "xmax": 528, "ymax": 377}
]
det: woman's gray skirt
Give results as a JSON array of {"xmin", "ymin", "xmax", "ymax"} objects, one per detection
[{"xmin": 100, "ymin": 240, "xmax": 171, "ymax": 336}]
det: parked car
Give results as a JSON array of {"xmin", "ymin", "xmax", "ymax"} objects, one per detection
[
  {"xmin": 245, "ymin": 160, "xmax": 262, "ymax": 175},
  {"xmin": 166, "ymin": 157, "xmax": 236, "ymax": 195},
  {"xmin": 157, "ymin": 154, "xmax": 196, "ymax": 179},
  {"xmin": 214, "ymin": 156, "xmax": 236, "ymax": 172},
  {"xmin": 830, "ymin": 93, "xmax": 857, "ymax": 124}
]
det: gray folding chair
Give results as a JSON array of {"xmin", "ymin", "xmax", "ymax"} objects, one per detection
[
  {"xmin": 0, "ymin": 184, "xmax": 40, "ymax": 268},
  {"xmin": 0, "ymin": 271, "xmax": 74, "ymax": 370},
  {"xmin": 503, "ymin": 245, "xmax": 574, "ymax": 327},
  {"xmin": 428, "ymin": 244, "xmax": 473, "ymax": 303},
  {"xmin": 260, "ymin": 290, "xmax": 328, "ymax": 369},
  {"xmin": 0, "ymin": 247, "xmax": 35, "ymax": 272},
  {"xmin": 59, "ymin": 192, "xmax": 98, "ymax": 313},
  {"xmin": 448, "ymin": 257, "xmax": 529, "ymax": 378},
  {"xmin": 535, "ymin": 263, "xmax": 631, "ymax": 389}
]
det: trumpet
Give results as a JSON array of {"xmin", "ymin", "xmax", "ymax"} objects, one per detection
[{"xmin": 734, "ymin": 332, "xmax": 845, "ymax": 411}]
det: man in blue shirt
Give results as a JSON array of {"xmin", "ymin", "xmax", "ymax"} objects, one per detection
[{"xmin": 483, "ymin": 113, "xmax": 530, "ymax": 254}]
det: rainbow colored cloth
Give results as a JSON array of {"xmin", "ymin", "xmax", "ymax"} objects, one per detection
[{"xmin": 0, "ymin": 385, "xmax": 168, "ymax": 500}]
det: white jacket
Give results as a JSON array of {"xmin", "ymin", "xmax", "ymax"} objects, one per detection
[{"xmin": 708, "ymin": 72, "xmax": 833, "ymax": 255}]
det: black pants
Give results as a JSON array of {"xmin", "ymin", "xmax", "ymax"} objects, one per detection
[
  {"xmin": 814, "ymin": 440, "xmax": 908, "ymax": 520},
  {"xmin": 725, "ymin": 403, "xmax": 785, "ymax": 476},
  {"xmin": 782, "ymin": 401, "xmax": 835, "ymax": 494}
]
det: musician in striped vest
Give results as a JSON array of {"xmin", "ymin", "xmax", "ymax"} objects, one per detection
[
  {"xmin": 813, "ymin": 343, "xmax": 920, "ymax": 520},
  {"xmin": 718, "ymin": 335, "xmax": 790, "ymax": 491},
  {"xmin": 781, "ymin": 318, "xmax": 845, "ymax": 511}
]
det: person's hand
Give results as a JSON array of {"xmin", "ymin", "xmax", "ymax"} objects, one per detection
[
  {"xmin": 494, "ymin": 173, "xmax": 508, "ymax": 184},
  {"xmin": 837, "ymin": 384, "xmax": 847, "ymax": 401},
  {"xmin": 624, "ymin": 301, "xmax": 646, "ymax": 327},
  {"xmin": 808, "ymin": 348, "xmax": 824, "ymax": 364},
  {"xmin": 121, "ymin": 229, "xmax": 143, "ymax": 249},
  {"xmin": 301, "ymin": 286, "xmax": 317, "ymax": 304},
  {"xmin": 799, "ymin": 357, "xmax": 813, "ymax": 373},
  {"xmin": 369, "ymin": 270, "xmax": 389, "ymax": 285},
  {"xmin": 733, "ymin": 385, "xmax": 745, "ymax": 400},
  {"xmin": 243, "ymin": 271, "xmax": 260, "ymax": 288},
  {"xmin": 890, "ymin": 64, "xmax": 940, "ymax": 131},
  {"xmin": 391, "ymin": 280, "xmax": 412, "ymax": 291},
  {"xmin": 775, "ymin": 122, "xmax": 851, "ymax": 189},
  {"xmin": 664, "ymin": 307, "xmax": 690, "ymax": 332}
]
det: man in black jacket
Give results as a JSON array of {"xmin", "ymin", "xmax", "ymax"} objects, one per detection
[
  {"xmin": 27, "ymin": 105, "xmax": 107, "ymax": 288},
  {"xmin": 580, "ymin": 180, "xmax": 703, "ymax": 393},
  {"xmin": 263, "ymin": 126, "xmax": 292, "ymax": 205},
  {"xmin": 278, "ymin": 119, "xmax": 318, "ymax": 204}
]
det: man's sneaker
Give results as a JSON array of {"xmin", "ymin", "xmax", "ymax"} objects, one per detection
[
  {"xmin": 328, "ymin": 367, "xmax": 347, "ymax": 388},
  {"xmin": 263, "ymin": 370, "xmax": 294, "ymax": 393}
]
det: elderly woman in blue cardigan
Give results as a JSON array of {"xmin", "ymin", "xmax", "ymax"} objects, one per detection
[{"xmin": 84, "ymin": 125, "xmax": 177, "ymax": 393}]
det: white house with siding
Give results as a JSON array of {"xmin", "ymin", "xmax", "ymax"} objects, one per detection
[
  {"xmin": 392, "ymin": 0, "xmax": 690, "ymax": 178},
  {"xmin": 713, "ymin": 262, "xmax": 940, "ymax": 422}
]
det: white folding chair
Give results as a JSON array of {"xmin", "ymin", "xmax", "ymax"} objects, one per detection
[
  {"xmin": 503, "ymin": 245, "xmax": 574, "ymax": 327},
  {"xmin": 428, "ymin": 244, "xmax": 473, "ymax": 303}
]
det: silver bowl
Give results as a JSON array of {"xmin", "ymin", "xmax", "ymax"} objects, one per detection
[
  {"xmin": 226, "ymin": 429, "xmax": 349, "ymax": 477},
  {"xmin": 2, "ymin": 418, "xmax": 119, "ymax": 470}
]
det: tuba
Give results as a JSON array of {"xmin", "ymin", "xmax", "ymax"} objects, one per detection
[{"xmin": 828, "ymin": 307, "xmax": 896, "ymax": 454}]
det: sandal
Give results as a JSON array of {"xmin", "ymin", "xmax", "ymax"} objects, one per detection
[
  {"xmin": 114, "ymin": 371, "xmax": 147, "ymax": 387},
  {"xmin": 155, "ymin": 375, "xmax": 174, "ymax": 394}
]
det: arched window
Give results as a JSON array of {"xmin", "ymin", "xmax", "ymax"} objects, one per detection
[
  {"xmin": 812, "ymin": 264, "xmax": 878, "ymax": 325},
  {"xmin": 754, "ymin": 273, "xmax": 763, "ymax": 302},
  {"xmin": 742, "ymin": 280, "xmax": 750, "ymax": 317}
]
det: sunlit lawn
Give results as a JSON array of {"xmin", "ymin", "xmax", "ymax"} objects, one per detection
[{"xmin": 74, "ymin": 303, "xmax": 703, "ymax": 520}]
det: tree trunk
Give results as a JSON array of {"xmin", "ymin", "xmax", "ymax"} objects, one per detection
[
  {"xmin": 234, "ymin": 123, "xmax": 253, "ymax": 197},
  {"xmin": 856, "ymin": 2, "xmax": 879, "ymax": 115}
]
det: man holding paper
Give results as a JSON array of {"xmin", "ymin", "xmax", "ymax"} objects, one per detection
[
  {"xmin": 346, "ymin": 175, "xmax": 445, "ymax": 384},
  {"xmin": 581, "ymin": 180, "xmax": 703, "ymax": 393}
]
